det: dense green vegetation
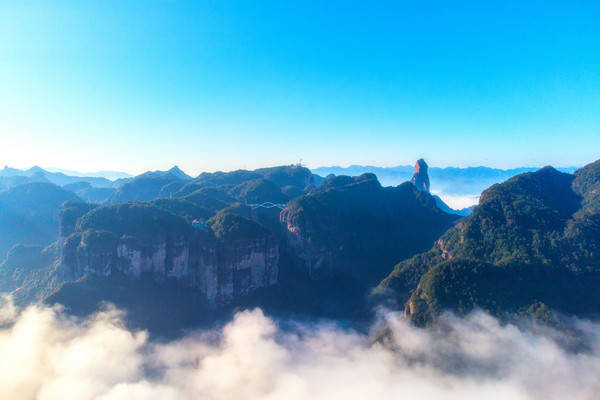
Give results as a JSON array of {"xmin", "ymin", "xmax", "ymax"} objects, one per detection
[
  {"xmin": 175, "ymin": 165, "xmax": 313, "ymax": 200},
  {"xmin": 572, "ymin": 159, "xmax": 600, "ymax": 215},
  {"xmin": 150, "ymin": 198, "xmax": 214, "ymax": 222},
  {"xmin": 107, "ymin": 174, "xmax": 183, "ymax": 203},
  {"xmin": 254, "ymin": 164, "xmax": 315, "ymax": 191},
  {"xmin": 407, "ymin": 258, "xmax": 600, "ymax": 325},
  {"xmin": 180, "ymin": 187, "xmax": 232, "ymax": 213},
  {"xmin": 4, "ymin": 160, "xmax": 600, "ymax": 332},
  {"xmin": 0, "ymin": 243, "xmax": 62, "ymax": 305},
  {"xmin": 376, "ymin": 162, "xmax": 600, "ymax": 324},
  {"xmin": 208, "ymin": 212, "xmax": 270, "ymax": 241},
  {"xmin": 285, "ymin": 173, "xmax": 458, "ymax": 288},
  {"xmin": 228, "ymin": 178, "xmax": 289, "ymax": 204},
  {"xmin": 60, "ymin": 201, "xmax": 98, "ymax": 237},
  {"xmin": 63, "ymin": 228, "xmax": 120, "ymax": 255},
  {"xmin": 76, "ymin": 202, "xmax": 193, "ymax": 242}
]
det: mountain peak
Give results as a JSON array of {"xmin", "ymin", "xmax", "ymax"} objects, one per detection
[
  {"xmin": 137, "ymin": 166, "xmax": 192, "ymax": 181},
  {"xmin": 167, "ymin": 166, "xmax": 192, "ymax": 180},
  {"xmin": 28, "ymin": 165, "xmax": 45, "ymax": 173},
  {"xmin": 411, "ymin": 159, "xmax": 430, "ymax": 192}
]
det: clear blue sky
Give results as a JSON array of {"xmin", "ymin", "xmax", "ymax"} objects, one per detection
[{"xmin": 1, "ymin": 1, "xmax": 599, "ymax": 175}]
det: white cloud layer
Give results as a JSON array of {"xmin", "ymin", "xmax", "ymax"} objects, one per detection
[
  {"xmin": 0, "ymin": 301, "xmax": 599, "ymax": 400},
  {"xmin": 432, "ymin": 191, "xmax": 480, "ymax": 209}
]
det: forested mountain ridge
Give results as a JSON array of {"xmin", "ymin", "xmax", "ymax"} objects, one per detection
[
  {"xmin": 281, "ymin": 173, "xmax": 458, "ymax": 285},
  {"xmin": 1, "ymin": 159, "xmax": 598, "ymax": 334},
  {"xmin": 375, "ymin": 160, "xmax": 600, "ymax": 325},
  {"xmin": 312, "ymin": 164, "xmax": 578, "ymax": 198}
]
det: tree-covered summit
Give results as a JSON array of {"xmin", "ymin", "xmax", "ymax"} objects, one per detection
[{"xmin": 376, "ymin": 160, "xmax": 600, "ymax": 324}]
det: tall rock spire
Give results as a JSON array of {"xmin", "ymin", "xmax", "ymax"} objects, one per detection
[{"xmin": 411, "ymin": 159, "xmax": 430, "ymax": 192}]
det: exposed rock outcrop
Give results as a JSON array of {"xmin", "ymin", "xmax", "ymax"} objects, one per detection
[
  {"xmin": 59, "ymin": 204, "xmax": 279, "ymax": 306},
  {"xmin": 411, "ymin": 159, "xmax": 430, "ymax": 192}
]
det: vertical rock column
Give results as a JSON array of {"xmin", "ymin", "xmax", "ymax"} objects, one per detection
[{"xmin": 411, "ymin": 159, "xmax": 430, "ymax": 192}]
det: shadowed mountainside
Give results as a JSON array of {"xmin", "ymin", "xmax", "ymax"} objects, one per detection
[
  {"xmin": 0, "ymin": 182, "xmax": 80, "ymax": 259},
  {"xmin": 2, "ymin": 159, "xmax": 598, "ymax": 334},
  {"xmin": 375, "ymin": 161, "xmax": 600, "ymax": 325}
]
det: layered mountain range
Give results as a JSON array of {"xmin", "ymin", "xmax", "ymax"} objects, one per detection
[
  {"xmin": 0, "ymin": 159, "xmax": 598, "ymax": 333},
  {"xmin": 313, "ymin": 163, "xmax": 579, "ymax": 198}
]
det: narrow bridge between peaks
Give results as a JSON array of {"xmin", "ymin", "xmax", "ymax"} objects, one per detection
[{"xmin": 249, "ymin": 202, "xmax": 287, "ymax": 210}]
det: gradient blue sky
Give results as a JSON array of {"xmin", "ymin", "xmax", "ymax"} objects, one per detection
[{"xmin": 1, "ymin": 1, "xmax": 599, "ymax": 175}]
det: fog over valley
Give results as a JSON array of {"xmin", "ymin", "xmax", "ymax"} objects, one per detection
[{"xmin": 1, "ymin": 297, "xmax": 599, "ymax": 400}]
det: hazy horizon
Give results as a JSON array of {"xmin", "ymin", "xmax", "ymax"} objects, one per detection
[
  {"xmin": 1, "ymin": 1, "xmax": 599, "ymax": 173},
  {"xmin": 2, "ymin": 160, "xmax": 583, "ymax": 209},
  {"xmin": 1, "ymin": 160, "xmax": 587, "ymax": 179}
]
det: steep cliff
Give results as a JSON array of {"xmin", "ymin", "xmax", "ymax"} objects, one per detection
[
  {"xmin": 59, "ymin": 203, "xmax": 279, "ymax": 306},
  {"xmin": 411, "ymin": 159, "xmax": 430, "ymax": 192}
]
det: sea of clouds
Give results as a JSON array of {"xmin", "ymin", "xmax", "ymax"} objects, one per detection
[{"xmin": 0, "ymin": 296, "xmax": 599, "ymax": 400}]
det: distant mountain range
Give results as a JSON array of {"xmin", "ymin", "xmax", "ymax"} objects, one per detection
[
  {"xmin": 0, "ymin": 182, "xmax": 79, "ymax": 260},
  {"xmin": 43, "ymin": 167, "xmax": 133, "ymax": 180},
  {"xmin": 0, "ymin": 159, "xmax": 598, "ymax": 334},
  {"xmin": 4, "ymin": 163, "xmax": 580, "ymax": 195},
  {"xmin": 312, "ymin": 164, "xmax": 579, "ymax": 191},
  {"xmin": 3, "ymin": 163, "xmax": 579, "ymax": 210},
  {"xmin": 0, "ymin": 166, "xmax": 125, "ymax": 190},
  {"xmin": 312, "ymin": 164, "xmax": 579, "ymax": 208}
]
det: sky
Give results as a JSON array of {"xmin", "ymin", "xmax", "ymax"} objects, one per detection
[{"xmin": 1, "ymin": 1, "xmax": 599, "ymax": 175}]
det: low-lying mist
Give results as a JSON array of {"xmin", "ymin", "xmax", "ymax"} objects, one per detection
[
  {"xmin": 431, "ymin": 191, "xmax": 480, "ymax": 209},
  {"xmin": 0, "ymin": 296, "xmax": 598, "ymax": 400}
]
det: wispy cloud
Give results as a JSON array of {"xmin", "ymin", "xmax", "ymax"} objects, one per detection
[{"xmin": 0, "ymin": 301, "xmax": 598, "ymax": 400}]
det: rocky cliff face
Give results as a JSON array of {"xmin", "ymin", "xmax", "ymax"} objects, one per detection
[
  {"xmin": 411, "ymin": 159, "xmax": 430, "ymax": 192},
  {"xmin": 279, "ymin": 206, "xmax": 334, "ymax": 279},
  {"xmin": 59, "ymin": 204, "xmax": 279, "ymax": 306},
  {"xmin": 190, "ymin": 238, "xmax": 279, "ymax": 303}
]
